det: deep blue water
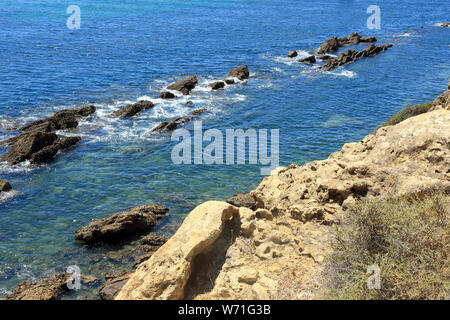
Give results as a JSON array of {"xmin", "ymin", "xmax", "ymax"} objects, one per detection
[{"xmin": 0, "ymin": 0, "xmax": 449, "ymax": 299}]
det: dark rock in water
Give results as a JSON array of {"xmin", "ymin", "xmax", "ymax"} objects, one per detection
[
  {"xmin": 227, "ymin": 65, "xmax": 249, "ymax": 80},
  {"xmin": 20, "ymin": 105, "xmax": 96, "ymax": 133},
  {"xmin": 159, "ymin": 91, "xmax": 176, "ymax": 99},
  {"xmin": 99, "ymin": 270, "xmax": 132, "ymax": 300},
  {"xmin": 131, "ymin": 235, "xmax": 168, "ymax": 269},
  {"xmin": 288, "ymin": 50, "xmax": 298, "ymax": 58},
  {"xmin": 322, "ymin": 43, "xmax": 392, "ymax": 71},
  {"xmin": 152, "ymin": 108, "xmax": 206, "ymax": 133},
  {"xmin": 4, "ymin": 273, "xmax": 70, "ymax": 300},
  {"xmin": 317, "ymin": 55, "xmax": 331, "ymax": 60},
  {"xmin": 186, "ymin": 100, "xmax": 194, "ymax": 105},
  {"xmin": 74, "ymin": 204, "xmax": 169, "ymax": 244},
  {"xmin": 167, "ymin": 76, "xmax": 198, "ymax": 95},
  {"xmin": 209, "ymin": 81, "xmax": 225, "ymax": 90},
  {"xmin": 30, "ymin": 136, "xmax": 81, "ymax": 164},
  {"xmin": 439, "ymin": 22, "xmax": 450, "ymax": 27},
  {"xmin": 299, "ymin": 55, "xmax": 316, "ymax": 64},
  {"xmin": 226, "ymin": 192, "xmax": 257, "ymax": 210},
  {"xmin": 224, "ymin": 79, "xmax": 235, "ymax": 85},
  {"xmin": 1, "ymin": 131, "xmax": 58, "ymax": 165},
  {"xmin": 317, "ymin": 32, "xmax": 377, "ymax": 54},
  {"xmin": 0, "ymin": 179, "xmax": 12, "ymax": 193},
  {"xmin": 112, "ymin": 100, "xmax": 154, "ymax": 118}
]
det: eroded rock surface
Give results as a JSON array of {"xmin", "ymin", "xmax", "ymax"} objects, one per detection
[
  {"xmin": 112, "ymin": 101, "xmax": 154, "ymax": 118},
  {"xmin": 116, "ymin": 83, "xmax": 449, "ymax": 299},
  {"xmin": 74, "ymin": 204, "xmax": 169, "ymax": 244},
  {"xmin": 167, "ymin": 76, "xmax": 198, "ymax": 95},
  {"xmin": 227, "ymin": 65, "xmax": 249, "ymax": 80}
]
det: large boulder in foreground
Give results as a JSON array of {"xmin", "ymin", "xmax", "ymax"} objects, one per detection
[
  {"xmin": 227, "ymin": 65, "xmax": 249, "ymax": 80},
  {"xmin": 74, "ymin": 204, "xmax": 169, "ymax": 244},
  {"xmin": 4, "ymin": 273, "xmax": 70, "ymax": 300},
  {"xmin": 0, "ymin": 179, "xmax": 12, "ymax": 194},
  {"xmin": 112, "ymin": 101, "xmax": 154, "ymax": 118},
  {"xmin": 167, "ymin": 76, "xmax": 198, "ymax": 95},
  {"xmin": 115, "ymin": 201, "xmax": 240, "ymax": 300}
]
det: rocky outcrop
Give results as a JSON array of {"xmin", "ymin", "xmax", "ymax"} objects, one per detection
[
  {"xmin": 226, "ymin": 192, "xmax": 257, "ymax": 210},
  {"xmin": 0, "ymin": 179, "xmax": 12, "ymax": 194},
  {"xmin": 116, "ymin": 83, "xmax": 449, "ymax": 300},
  {"xmin": 159, "ymin": 91, "xmax": 176, "ymax": 99},
  {"xmin": 227, "ymin": 65, "xmax": 249, "ymax": 80},
  {"xmin": 74, "ymin": 204, "xmax": 169, "ymax": 244},
  {"xmin": 167, "ymin": 76, "xmax": 198, "ymax": 95},
  {"xmin": 4, "ymin": 273, "xmax": 70, "ymax": 300},
  {"xmin": 209, "ymin": 81, "xmax": 225, "ymax": 90},
  {"xmin": 151, "ymin": 108, "xmax": 206, "ymax": 133},
  {"xmin": 299, "ymin": 56, "xmax": 316, "ymax": 64},
  {"xmin": 112, "ymin": 101, "xmax": 154, "ymax": 118},
  {"xmin": 322, "ymin": 43, "xmax": 392, "ymax": 71},
  {"xmin": 288, "ymin": 50, "xmax": 298, "ymax": 58},
  {"xmin": 317, "ymin": 32, "xmax": 377, "ymax": 54},
  {"xmin": 431, "ymin": 80, "xmax": 450, "ymax": 111}
]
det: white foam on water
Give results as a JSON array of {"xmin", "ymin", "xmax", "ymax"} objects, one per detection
[
  {"xmin": 274, "ymin": 50, "xmax": 312, "ymax": 65},
  {"xmin": 0, "ymin": 190, "xmax": 19, "ymax": 202},
  {"xmin": 321, "ymin": 68, "xmax": 357, "ymax": 79},
  {"xmin": 0, "ymin": 160, "xmax": 36, "ymax": 174}
]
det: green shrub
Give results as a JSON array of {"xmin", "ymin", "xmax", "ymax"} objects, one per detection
[
  {"xmin": 323, "ymin": 193, "xmax": 449, "ymax": 300},
  {"xmin": 381, "ymin": 102, "xmax": 433, "ymax": 127}
]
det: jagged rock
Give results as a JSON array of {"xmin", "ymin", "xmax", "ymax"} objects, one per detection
[
  {"xmin": 0, "ymin": 179, "xmax": 12, "ymax": 193},
  {"xmin": 167, "ymin": 76, "xmax": 198, "ymax": 95},
  {"xmin": 4, "ymin": 273, "xmax": 70, "ymax": 300},
  {"xmin": 209, "ymin": 81, "xmax": 225, "ymax": 90},
  {"xmin": 317, "ymin": 55, "xmax": 331, "ymax": 60},
  {"xmin": 288, "ymin": 50, "xmax": 298, "ymax": 58},
  {"xmin": 115, "ymin": 201, "xmax": 240, "ymax": 300},
  {"xmin": 112, "ymin": 101, "xmax": 154, "ymax": 118},
  {"xmin": 74, "ymin": 204, "xmax": 169, "ymax": 244},
  {"xmin": 317, "ymin": 32, "xmax": 377, "ymax": 54},
  {"xmin": 322, "ymin": 43, "xmax": 392, "ymax": 71},
  {"xmin": 115, "ymin": 82, "xmax": 450, "ymax": 300},
  {"xmin": 226, "ymin": 192, "xmax": 257, "ymax": 210},
  {"xmin": 99, "ymin": 270, "xmax": 132, "ymax": 300},
  {"xmin": 30, "ymin": 136, "xmax": 81, "ymax": 164},
  {"xmin": 151, "ymin": 108, "xmax": 206, "ymax": 133},
  {"xmin": 20, "ymin": 105, "xmax": 96, "ymax": 133},
  {"xmin": 186, "ymin": 101, "xmax": 194, "ymax": 105},
  {"xmin": 227, "ymin": 65, "xmax": 249, "ymax": 80},
  {"xmin": 224, "ymin": 79, "xmax": 235, "ymax": 85},
  {"xmin": 299, "ymin": 55, "xmax": 316, "ymax": 64},
  {"xmin": 159, "ymin": 91, "xmax": 176, "ymax": 99}
]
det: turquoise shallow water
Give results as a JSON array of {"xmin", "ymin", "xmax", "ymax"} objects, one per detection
[{"xmin": 0, "ymin": 0, "xmax": 449, "ymax": 298}]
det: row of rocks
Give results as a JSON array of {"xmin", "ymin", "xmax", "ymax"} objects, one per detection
[
  {"xmin": 0, "ymin": 106, "xmax": 96, "ymax": 165},
  {"xmin": 322, "ymin": 43, "xmax": 393, "ymax": 71}
]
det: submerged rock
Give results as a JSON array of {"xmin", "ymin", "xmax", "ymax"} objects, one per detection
[
  {"xmin": 317, "ymin": 32, "xmax": 377, "ymax": 54},
  {"xmin": 299, "ymin": 55, "xmax": 316, "ymax": 64},
  {"xmin": 99, "ymin": 270, "xmax": 132, "ymax": 300},
  {"xmin": 209, "ymin": 81, "xmax": 225, "ymax": 90},
  {"xmin": 288, "ymin": 50, "xmax": 298, "ymax": 58},
  {"xmin": 112, "ymin": 100, "xmax": 154, "ymax": 118},
  {"xmin": 167, "ymin": 76, "xmax": 198, "ymax": 95},
  {"xmin": 74, "ymin": 204, "xmax": 169, "ymax": 244},
  {"xmin": 30, "ymin": 136, "xmax": 81, "ymax": 164},
  {"xmin": 131, "ymin": 235, "xmax": 169, "ymax": 269},
  {"xmin": 226, "ymin": 192, "xmax": 257, "ymax": 210},
  {"xmin": 152, "ymin": 108, "xmax": 206, "ymax": 133},
  {"xmin": 322, "ymin": 43, "xmax": 392, "ymax": 71},
  {"xmin": 227, "ymin": 65, "xmax": 249, "ymax": 80},
  {"xmin": 0, "ymin": 179, "xmax": 12, "ymax": 193},
  {"xmin": 159, "ymin": 91, "xmax": 176, "ymax": 99},
  {"xmin": 4, "ymin": 273, "xmax": 70, "ymax": 300}
]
